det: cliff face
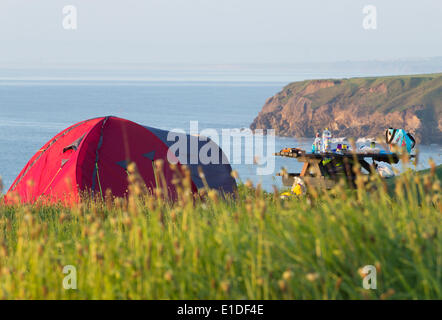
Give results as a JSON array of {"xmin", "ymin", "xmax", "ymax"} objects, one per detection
[{"xmin": 250, "ymin": 74, "xmax": 442, "ymax": 144}]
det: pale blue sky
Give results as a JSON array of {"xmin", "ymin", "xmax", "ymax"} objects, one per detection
[{"xmin": 0, "ymin": 0, "xmax": 441, "ymax": 66}]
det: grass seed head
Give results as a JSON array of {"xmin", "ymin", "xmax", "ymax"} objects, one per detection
[
  {"xmin": 208, "ymin": 190, "xmax": 218, "ymax": 203},
  {"xmin": 154, "ymin": 159, "xmax": 164, "ymax": 171},
  {"xmin": 335, "ymin": 277, "xmax": 343, "ymax": 290},
  {"xmin": 380, "ymin": 288, "xmax": 395, "ymax": 300},
  {"xmin": 375, "ymin": 262, "xmax": 381, "ymax": 273},
  {"xmin": 58, "ymin": 212, "xmax": 69, "ymax": 224},
  {"xmin": 0, "ymin": 243, "xmax": 8, "ymax": 257},
  {"xmin": 282, "ymin": 270, "xmax": 293, "ymax": 281},
  {"xmin": 278, "ymin": 280, "xmax": 286, "ymax": 292},
  {"xmin": 127, "ymin": 162, "xmax": 137, "ymax": 174},
  {"xmin": 358, "ymin": 267, "xmax": 367, "ymax": 278},
  {"xmin": 164, "ymin": 270, "xmax": 173, "ymax": 282},
  {"xmin": 305, "ymin": 273, "xmax": 319, "ymax": 282},
  {"xmin": 220, "ymin": 281, "xmax": 230, "ymax": 293}
]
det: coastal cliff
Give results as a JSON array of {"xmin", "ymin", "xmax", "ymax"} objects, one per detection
[{"xmin": 250, "ymin": 73, "xmax": 442, "ymax": 144}]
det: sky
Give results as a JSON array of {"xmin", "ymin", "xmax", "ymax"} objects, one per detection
[{"xmin": 0, "ymin": 0, "xmax": 441, "ymax": 67}]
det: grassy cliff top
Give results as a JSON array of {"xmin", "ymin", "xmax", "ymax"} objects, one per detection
[{"xmin": 280, "ymin": 73, "xmax": 442, "ymax": 114}]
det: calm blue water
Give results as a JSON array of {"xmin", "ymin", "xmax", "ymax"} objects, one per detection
[{"xmin": 0, "ymin": 80, "xmax": 441, "ymax": 192}]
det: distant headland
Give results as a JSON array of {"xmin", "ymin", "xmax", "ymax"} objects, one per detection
[{"xmin": 250, "ymin": 73, "xmax": 442, "ymax": 144}]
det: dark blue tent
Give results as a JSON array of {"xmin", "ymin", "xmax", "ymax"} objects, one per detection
[{"xmin": 144, "ymin": 126, "xmax": 237, "ymax": 195}]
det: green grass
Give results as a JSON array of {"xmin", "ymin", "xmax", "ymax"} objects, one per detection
[
  {"xmin": 386, "ymin": 163, "xmax": 442, "ymax": 194},
  {"xmin": 0, "ymin": 165, "xmax": 440, "ymax": 299},
  {"xmin": 415, "ymin": 164, "xmax": 442, "ymax": 181},
  {"xmin": 281, "ymin": 73, "xmax": 442, "ymax": 115}
]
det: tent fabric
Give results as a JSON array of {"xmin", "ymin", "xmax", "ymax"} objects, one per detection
[
  {"xmin": 6, "ymin": 116, "xmax": 236, "ymax": 204},
  {"xmin": 144, "ymin": 126, "xmax": 236, "ymax": 194}
]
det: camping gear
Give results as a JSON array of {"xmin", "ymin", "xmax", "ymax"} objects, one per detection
[
  {"xmin": 279, "ymin": 191, "xmax": 292, "ymax": 199},
  {"xmin": 312, "ymin": 133, "xmax": 321, "ymax": 154},
  {"xmin": 280, "ymin": 177, "xmax": 307, "ymax": 199},
  {"xmin": 376, "ymin": 162, "xmax": 395, "ymax": 178},
  {"xmin": 291, "ymin": 177, "xmax": 307, "ymax": 196},
  {"xmin": 275, "ymin": 148, "xmax": 400, "ymax": 189},
  {"xmin": 280, "ymin": 148, "xmax": 305, "ymax": 157},
  {"xmin": 6, "ymin": 116, "xmax": 236, "ymax": 204},
  {"xmin": 385, "ymin": 128, "xmax": 416, "ymax": 153},
  {"xmin": 359, "ymin": 144, "xmax": 380, "ymax": 154},
  {"xmin": 322, "ymin": 128, "xmax": 332, "ymax": 152}
]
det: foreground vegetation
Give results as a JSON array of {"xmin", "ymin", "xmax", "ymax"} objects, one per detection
[{"xmin": 0, "ymin": 163, "xmax": 440, "ymax": 299}]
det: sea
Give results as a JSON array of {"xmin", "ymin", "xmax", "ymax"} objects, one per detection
[{"xmin": 0, "ymin": 68, "xmax": 441, "ymax": 191}]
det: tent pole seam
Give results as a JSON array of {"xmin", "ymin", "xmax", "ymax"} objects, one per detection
[{"xmin": 91, "ymin": 117, "xmax": 109, "ymax": 197}]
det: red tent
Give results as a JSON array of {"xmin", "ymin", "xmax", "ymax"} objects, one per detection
[{"xmin": 6, "ymin": 116, "xmax": 236, "ymax": 204}]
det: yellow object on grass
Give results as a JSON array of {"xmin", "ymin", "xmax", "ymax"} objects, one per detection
[
  {"xmin": 280, "ymin": 191, "xmax": 292, "ymax": 199},
  {"xmin": 291, "ymin": 184, "xmax": 303, "ymax": 196},
  {"xmin": 280, "ymin": 177, "xmax": 306, "ymax": 199}
]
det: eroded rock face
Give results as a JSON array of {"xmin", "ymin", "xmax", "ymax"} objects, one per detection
[{"xmin": 251, "ymin": 75, "xmax": 442, "ymax": 144}]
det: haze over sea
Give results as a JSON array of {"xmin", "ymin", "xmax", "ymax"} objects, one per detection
[{"xmin": 0, "ymin": 66, "xmax": 441, "ymax": 191}]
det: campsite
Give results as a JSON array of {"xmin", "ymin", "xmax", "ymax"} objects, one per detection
[
  {"xmin": 4, "ymin": 116, "xmax": 235, "ymax": 204},
  {"xmin": 0, "ymin": 114, "xmax": 440, "ymax": 298},
  {"xmin": 0, "ymin": 82, "xmax": 440, "ymax": 301},
  {"xmin": 0, "ymin": 0, "xmax": 441, "ymax": 307}
]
